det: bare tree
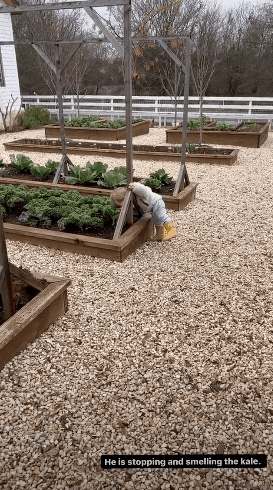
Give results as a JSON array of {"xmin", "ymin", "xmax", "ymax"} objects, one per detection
[
  {"xmin": 13, "ymin": 0, "xmax": 88, "ymax": 96},
  {"xmin": 190, "ymin": 1, "xmax": 223, "ymax": 143}
]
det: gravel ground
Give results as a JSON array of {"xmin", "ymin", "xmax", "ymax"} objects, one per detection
[{"xmin": 0, "ymin": 127, "xmax": 273, "ymax": 490}]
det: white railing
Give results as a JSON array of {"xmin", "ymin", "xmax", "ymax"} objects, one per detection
[{"xmin": 21, "ymin": 95, "xmax": 273, "ymax": 127}]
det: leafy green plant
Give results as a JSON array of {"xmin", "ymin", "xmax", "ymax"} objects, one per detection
[
  {"xmin": 150, "ymin": 168, "xmax": 170, "ymax": 184},
  {"xmin": 187, "ymin": 144, "xmax": 196, "ymax": 152},
  {"xmin": 19, "ymin": 105, "xmax": 55, "ymax": 129},
  {"xmin": 65, "ymin": 115, "xmax": 100, "ymax": 127},
  {"xmin": 216, "ymin": 122, "xmax": 230, "ymax": 131},
  {"xmin": 188, "ymin": 117, "xmax": 207, "ymax": 130},
  {"xmin": 30, "ymin": 165, "xmax": 50, "ymax": 179},
  {"xmin": 86, "ymin": 161, "xmax": 108, "ymax": 178},
  {"xmin": 112, "ymin": 166, "xmax": 127, "ymax": 177},
  {"xmin": 1, "ymin": 205, "xmax": 6, "ymax": 218},
  {"xmin": 102, "ymin": 170, "xmax": 127, "ymax": 188},
  {"xmin": 0, "ymin": 184, "xmax": 120, "ymax": 232},
  {"xmin": 66, "ymin": 166, "xmax": 97, "ymax": 184},
  {"xmin": 45, "ymin": 160, "xmax": 60, "ymax": 174},
  {"xmin": 10, "ymin": 154, "xmax": 33, "ymax": 172},
  {"xmin": 244, "ymin": 121, "xmax": 259, "ymax": 129},
  {"xmin": 144, "ymin": 177, "xmax": 161, "ymax": 189}
]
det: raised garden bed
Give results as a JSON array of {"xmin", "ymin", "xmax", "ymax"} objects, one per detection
[
  {"xmin": 3, "ymin": 139, "xmax": 239, "ymax": 165},
  {"xmin": 0, "ymin": 264, "xmax": 71, "ymax": 370},
  {"xmin": 45, "ymin": 119, "xmax": 151, "ymax": 141},
  {"xmin": 166, "ymin": 121, "xmax": 270, "ymax": 148},
  {"xmin": 0, "ymin": 167, "xmax": 198, "ymax": 211},
  {"xmin": 0, "ymin": 184, "xmax": 153, "ymax": 261},
  {"xmin": 3, "ymin": 216, "xmax": 153, "ymax": 262}
]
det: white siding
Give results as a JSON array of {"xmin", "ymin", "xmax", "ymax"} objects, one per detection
[{"xmin": 0, "ymin": 0, "xmax": 21, "ymax": 112}]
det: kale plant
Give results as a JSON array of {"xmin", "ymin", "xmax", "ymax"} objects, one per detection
[{"xmin": 10, "ymin": 154, "xmax": 33, "ymax": 172}]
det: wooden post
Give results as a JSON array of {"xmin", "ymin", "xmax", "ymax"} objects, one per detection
[
  {"xmin": 124, "ymin": 0, "xmax": 133, "ymax": 225},
  {"xmin": 113, "ymin": 0, "xmax": 133, "ymax": 239},
  {"xmin": 55, "ymin": 43, "xmax": 68, "ymax": 177},
  {"xmin": 0, "ymin": 206, "xmax": 14, "ymax": 320},
  {"xmin": 173, "ymin": 36, "xmax": 191, "ymax": 196}
]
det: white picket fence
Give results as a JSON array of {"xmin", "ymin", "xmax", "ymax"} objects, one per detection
[{"xmin": 21, "ymin": 95, "xmax": 273, "ymax": 127}]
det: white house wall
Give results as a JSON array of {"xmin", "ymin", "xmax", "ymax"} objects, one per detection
[{"xmin": 0, "ymin": 0, "xmax": 21, "ymax": 112}]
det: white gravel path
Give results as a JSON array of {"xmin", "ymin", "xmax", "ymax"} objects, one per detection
[{"xmin": 0, "ymin": 127, "xmax": 272, "ymax": 490}]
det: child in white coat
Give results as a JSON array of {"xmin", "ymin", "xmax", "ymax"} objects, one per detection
[{"xmin": 110, "ymin": 182, "xmax": 177, "ymax": 241}]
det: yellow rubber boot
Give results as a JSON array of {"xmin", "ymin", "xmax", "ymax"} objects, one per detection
[
  {"xmin": 162, "ymin": 221, "xmax": 177, "ymax": 241},
  {"xmin": 149, "ymin": 225, "xmax": 164, "ymax": 242}
]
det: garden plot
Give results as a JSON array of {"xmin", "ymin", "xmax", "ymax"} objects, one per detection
[{"xmin": 0, "ymin": 127, "xmax": 273, "ymax": 489}]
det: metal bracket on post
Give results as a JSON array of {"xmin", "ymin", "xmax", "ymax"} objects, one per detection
[{"xmin": 173, "ymin": 36, "xmax": 191, "ymax": 196}]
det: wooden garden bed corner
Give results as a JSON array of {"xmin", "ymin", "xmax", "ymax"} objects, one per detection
[{"xmin": 0, "ymin": 264, "xmax": 71, "ymax": 371}]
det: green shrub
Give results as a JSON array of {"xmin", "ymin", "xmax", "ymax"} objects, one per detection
[{"xmin": 19, "ymin": 105, "xmax": 55, "ymax": 128}]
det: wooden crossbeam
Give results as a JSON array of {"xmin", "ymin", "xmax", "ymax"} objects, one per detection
[
  {"xmin": 157, "ymin": 39, "xmax": 186, "ymax": 73},
  {"xmin": 0, "ymin": 0, "xmax": 129, "ymax": 14},
  {"xmin": 31, "ymin": 44, "xmax": 56, "ymax": 74},
  {"xmin": 84, "ymin": 7, "xmax": 124, "ymax": 57},
  {"xmin": 0, "ymin": 35, "xmax": 189, "ymax": 47}
]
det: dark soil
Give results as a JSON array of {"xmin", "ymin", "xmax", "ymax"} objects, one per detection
[
  {"xmin": 0, "ymin": 165, "xmax": 177, "ymax": 195},
  {"xmin": 5, "ymin": 138, "xmax": 234, "ymax": 156},
  {"xmin": 0, "ymin": 274, "xmax": 39, "ymax": 325},
  {"xmin": 188, "ymin": 146, "xmax": 233, "ymax": 155},
  {"xmin": 238, "ymin": 123, "xmax": 264, "ymax": 132}
]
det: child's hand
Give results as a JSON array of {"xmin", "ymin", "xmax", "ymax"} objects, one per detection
[{"xmin": 128, "ymin": 183, "xmax": 137, "ymax": 192}]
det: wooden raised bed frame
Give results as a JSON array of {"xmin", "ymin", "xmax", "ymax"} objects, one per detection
[
  {"xmin": 165, "ymin": 122, "xmax": 270, "ymax": 148},
  {"xmin": 0, "ymin": 264, "xmax": 71, "ymax": 371},
  {"xmin": 3, "ymin": 215, "xmax": 153, "ymax": 262},
  {"xmin": 45, "ymin": 119, "xmax": 151, "ymax": 141},
  {"xmin": 3, "ymin": 139, "xmax": 239, "ymax": 165},
  {"xmin": 0, "ymin": 176, "xmax": 197, "ymax": 212}
]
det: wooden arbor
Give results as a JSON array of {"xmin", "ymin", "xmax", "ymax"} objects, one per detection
[{"xmin": 0, "ymin": 0, "xmax": 191, "ymax": 240}]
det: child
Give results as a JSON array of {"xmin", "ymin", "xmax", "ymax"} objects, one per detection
[{"xmin": 110, "ymin": 183, "xmax": 177, "ymax": 242}]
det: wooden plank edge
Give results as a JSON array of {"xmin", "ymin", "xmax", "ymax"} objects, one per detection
[{"xmin": 0, "ymin": 280, "xmax": 70, "ymax": 347}]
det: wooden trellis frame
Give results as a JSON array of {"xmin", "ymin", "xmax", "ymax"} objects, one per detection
[{"xmin": 0, "ymin": 0, "xmax": 191, "ymax": 241}]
